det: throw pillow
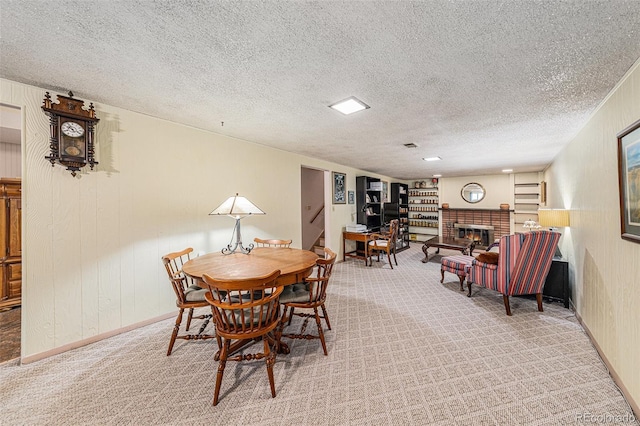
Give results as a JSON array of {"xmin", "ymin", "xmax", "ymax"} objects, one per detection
[{"xmin": 476, "ymin": 252, "xmax": 499, "ymax": 265}]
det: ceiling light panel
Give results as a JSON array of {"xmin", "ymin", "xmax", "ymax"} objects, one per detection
[
  {"xmin": 329, "ymin": 97, "xmax": 370, "ymax": 115},
  {"xmin": 423, "ymin": 156, "xmax": 442, "ymax": 161}
]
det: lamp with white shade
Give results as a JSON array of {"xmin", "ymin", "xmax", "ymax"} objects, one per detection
[
  {"xmin": 538, "ymin": 209, "xmax": 570, "ymax": 258},
  {"xmin": 210, "ymin": 193, "xmax": 265, "ymax": 255}
]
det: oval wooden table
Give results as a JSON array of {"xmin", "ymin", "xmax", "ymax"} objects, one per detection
[
  {"xmin": 183, "ymin": 247, "xmax": 319, "ymax": 285},
  {"xmin": 182, "ymin": 247, "xmax": 319, "ymax": 355}
]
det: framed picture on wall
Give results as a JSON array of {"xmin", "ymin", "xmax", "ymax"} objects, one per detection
[
  {"xmin": 332, "ymin": 171, "xmax": 346, "ymax": 204},
  {"xmin": 348, "ymin": 190, "xmax": 355, "ymax": 204},
  {"xmin": 617, "ymin": 118, "xmax": 640, "ymax": 243}
]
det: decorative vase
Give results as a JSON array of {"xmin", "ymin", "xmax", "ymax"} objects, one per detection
[
  {"xmin": 442, "ymin": 203, "xmax": 449, "ymax": 209},
  {"xmin": 500, "ymin": 203, "xmax": 510, "ymax": 210}
]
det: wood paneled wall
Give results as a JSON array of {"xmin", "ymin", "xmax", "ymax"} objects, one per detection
[{"xmin": 0, "ymin": 78, "xmax": 391, "ymax": 361}]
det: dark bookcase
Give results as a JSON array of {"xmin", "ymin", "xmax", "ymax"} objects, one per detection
[
  {"xmin": 384, "ymin": 183, "xmax": 410, "ymax": 251},
  {"xmin": 356, "ymin": 176, "xmax": 382, "ymax": 232}
]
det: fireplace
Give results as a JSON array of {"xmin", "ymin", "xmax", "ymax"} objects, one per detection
[{"xmin": 454, "ymin": 223, "xmax": 494, "ymax": 247}]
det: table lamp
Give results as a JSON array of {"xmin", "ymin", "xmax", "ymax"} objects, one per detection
[
  {"xmin": 522, "ymin": 219, "xmax": 541, "ymax": 232},
  {"xmin": 210, "ymin": 193, "xmax": 265, "ymax": 255},
  {"xmin": 537, "ymin": 209, "xmax": 570, "ymax": 258}
]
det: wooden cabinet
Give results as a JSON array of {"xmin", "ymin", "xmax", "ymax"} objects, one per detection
[
  {"xmin": 1, "ymin": 178, "xmax": 21, "ymax": 309},
  {"xmin": 356, "ymin": 176, "xmax": 383, "ymax": 232}
]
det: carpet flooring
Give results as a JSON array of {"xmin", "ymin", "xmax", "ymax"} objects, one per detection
[{"xmin": 0, "ymin": 246, "xmax": 636, "ymax": 425}]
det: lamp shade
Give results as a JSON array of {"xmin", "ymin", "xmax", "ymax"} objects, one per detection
[
  {"xmin": 538, "ymin": 209, "xmax": 570, "ymax": 228},
  {"xmin": 209, "ymin": 193, "xmax": 265, "ymax": 218}
]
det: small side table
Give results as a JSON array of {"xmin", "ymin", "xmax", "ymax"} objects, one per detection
[
  {"xmin": 543, "ymin": 258, "xmax": 569, "ymax": 308},
  {"xmin": 342, "ymin": 231, "xmax": 373, "ymax": 266}
]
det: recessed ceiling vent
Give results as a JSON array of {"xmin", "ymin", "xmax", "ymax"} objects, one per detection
[{"xmin": 404, "ymin": 143, "xmax": 418, "ymax": 148}]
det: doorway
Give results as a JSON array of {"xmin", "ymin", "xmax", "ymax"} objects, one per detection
[
  {"xmin": 301, "ymin": 167, "xmax": 328, "ymax": 255},
  {"xmin": 0, "ymin": 103, "xmax": 23, "ymax": 363}
]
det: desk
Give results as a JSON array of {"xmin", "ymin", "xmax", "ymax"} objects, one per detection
[
  {"xmin": 183, "ymin": 247, "xmax": 319, "ymax": 355},
  {"xmin": 342, "ymin": 231, "xmax": 373, "ymax": 266},
  {"xmin": 421, "ymin": 236, "xmax": 475, "ymax": 263}
]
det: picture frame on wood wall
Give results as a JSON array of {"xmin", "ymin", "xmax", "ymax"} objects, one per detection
[
  {"xmin": 332, "ymin": 171, "xmax": 346, "ymax": 204},
  {"xmin": 617, "ymin": 118, "xmax": 640, "ymax": 244}
]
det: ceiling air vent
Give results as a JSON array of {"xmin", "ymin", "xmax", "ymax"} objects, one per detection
[{"xmin": 403, "ymin": 143, "xmax": 418, "ymax": 148}]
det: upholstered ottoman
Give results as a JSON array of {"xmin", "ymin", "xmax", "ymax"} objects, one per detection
[{"xmin": 440, "ymin": 255, "xmax": 475, "ymax": 291}]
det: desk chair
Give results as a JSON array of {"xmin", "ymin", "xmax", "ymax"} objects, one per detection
[{"xmin": 368, "ymin": 219, "xmax": 399, "ymax": 269}]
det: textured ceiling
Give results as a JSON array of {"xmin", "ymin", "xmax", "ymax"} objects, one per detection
[{"xmin": 1, "ymin": 1, "xmax": 640, "ymax": 179}]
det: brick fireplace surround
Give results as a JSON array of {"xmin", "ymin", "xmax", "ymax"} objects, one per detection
[{"xmin": 441, "ymin": 208, "xmax": 511, "ymax": 247}]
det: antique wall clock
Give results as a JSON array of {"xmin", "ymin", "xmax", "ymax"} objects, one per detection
[{"xmin": 42, "ymin": 91, "xmax": 99, "ymax": 176}]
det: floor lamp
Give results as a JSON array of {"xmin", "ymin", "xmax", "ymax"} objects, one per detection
[
  {"xmin": 537, "ymin": 209, "xmax": 570, "ymax": 259},
  {"xmin": 210, "ymin": 193, "xmax": 265, "ymax": 255}
]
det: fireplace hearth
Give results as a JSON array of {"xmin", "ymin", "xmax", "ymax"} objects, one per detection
[
  {"xmin": 454, "ymin": 223, "xmax": 494, "ymax": 247},
  {"xmin": 441, "ymin": 208, "xmax": 511, "ymax": 244}
]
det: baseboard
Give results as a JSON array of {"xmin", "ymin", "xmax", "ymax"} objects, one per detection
[
  {"xmin": 575, "ymin": 311, "xmax": 639, "ymax": 418},
  {"xmin": 20, "ymin": 311, "xmax": 175, "ymax": 365}
]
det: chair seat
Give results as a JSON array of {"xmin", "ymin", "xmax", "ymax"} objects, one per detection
[
  {"xmin": 279, "ymin": 283, "xmax": 309, "ymax": 304},
  {"xmin": 441, "ymin": 254, "xmax": 475, "ymax": 274},
  {"xmin": 184, "ymin": 285, "xmax": 209, "ymax": 302},
  {"xmin": 369, "ymin": 239, "xmax": 389, "ymax": 247},
  {"xmin": 469, "ymin": 260, "xmax": 499, "ymax": 271}
]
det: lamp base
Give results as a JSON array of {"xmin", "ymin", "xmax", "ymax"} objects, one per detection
[
  {"xmin": 222, "ymin": 241, "xmax": 253, "ymax": 255},
  {"xmin": 221, "ymin": 217, "xmax": 253, "ymax": 255}
]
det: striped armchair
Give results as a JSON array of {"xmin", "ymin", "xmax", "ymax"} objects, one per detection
[{"xmin": 466, "ymin": 231, "xmax": 560, "ymax": 316}]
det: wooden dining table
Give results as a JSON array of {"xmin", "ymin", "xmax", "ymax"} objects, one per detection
[
  {"xmin": 182, "ymin": 247, "xmax": 319, "ymax": 286},
  {"xmin": 182, "ymin": 247, "xmax": 319, "ymax": 355}
]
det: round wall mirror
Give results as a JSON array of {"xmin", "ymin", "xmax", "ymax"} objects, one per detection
[{"xmin": 461, "ymin": 182, "xmax": 486, "ymax": 203}]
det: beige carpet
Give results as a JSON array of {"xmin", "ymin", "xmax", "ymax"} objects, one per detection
[{"xmin": 0, "ymin": 246, "xmax": 637, "ymax": 425}]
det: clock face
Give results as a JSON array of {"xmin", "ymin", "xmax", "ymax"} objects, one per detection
[{"xmin": 61, "ymin": 121, "xmax": 85, "ymax": 137}]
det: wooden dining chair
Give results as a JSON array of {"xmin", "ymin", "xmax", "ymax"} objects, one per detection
[
  {"xmin": 368, "ymin": 219, "xmax": 399, "ymax": 269},
  {"xmin": 162, "ymin": 248, "xmax": 219, "ymax": 355},
  {"xmin": 278, "ymin": 247, "xmax": 336, "ymax": 355},
  {"xmin": 253, "ymin": 237, "xmax": 292, "ymax": 248},
  {"xmin": 203, "ymin": 269, "xmax": 283, "ymax": 406}
]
